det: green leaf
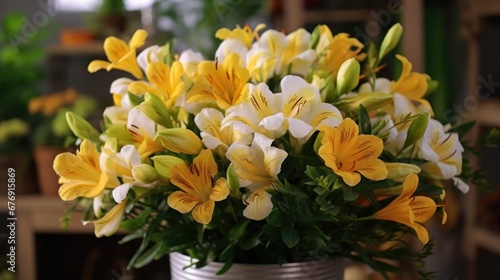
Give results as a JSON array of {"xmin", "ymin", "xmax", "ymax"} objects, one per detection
[
  {"xmin": 305, "ymin": 165, "xmax": 320, "ymax": 180},
  {"xmin": 241, "ymin": 231, "xmax": 263, "ymax": 250},
  {"xmin": 358, "ymin": 104, "xmax": 371, "ymax": 134},
  {"xmin": 228, "ymin": 220, "xmax": 250, "ymax": 242},
  {"xmin": 217, "ymin": 243, "xmax": 236, "ymax": 275},
  {"xmin": 282, "ymin": 225, "xmax": 299, "ymax": 248},
  {"xmin": 343, "ymin": 185, "xmax": 359, "ymax": 202},
  {"xmin": 134, "ymin": 241, "xmax": 163, "ymax": 268},
  {"xmin": 309, "ymin": 25, "xmax": 321, "ymax": 49},
  {"xmin": 266, "ymin": 208, "xmax": 284, "ymax": 227},
  {"xmin": 403, "ymin": 113, "xmax": 429, "ymax": 150}
]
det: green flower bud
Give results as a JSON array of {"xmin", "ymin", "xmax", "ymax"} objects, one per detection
[
  {"xmin": 155, "ymin": 128, "xmax": 202, "ymax": 154},
  {"xmin": 139, "ymin": 93, "xmax": 172, "ymax": 128},
  {"xmin": 379, "ymin": 23, "xmax": 403, "ymax": 61},
  {"xmin": 66, "ymin": 111, "xmax": 101, "ymax": 144},
  {"xmin": 403, "ymin": 113, "xmax": 429, "ymax": 150},
  {"xmin": 132, "ymin": 164, "xmax": 160, "ymax": 184},
  {"xmin": 336, "ymin": 58, "xmax": 360, "ymax": 95}
]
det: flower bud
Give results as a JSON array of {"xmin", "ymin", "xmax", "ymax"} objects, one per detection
[
  {"xmin": 385, "ymin": 162, "xmax": 421, "ymax": 182},
  {"xmin": 132, "ymin": 164, "xmax": 160, "ymax": 184},
  {"xmin": 334, "ymin": 93, "xmax": 393, "ymax": 114},
  {"xmin": 336, "ymin": 58, "xmax": 360, "ymax": 95},
  {"xmin": 66, "ymin": 111, "xmax": 101, "ymax": 144},
  {"xmin": 155, "ymin": 128, "xmax": 202, "ymax": 154},
  {"xmin": 403, "ymin": 113, "xmax": 429, "ymax": 150},
  {"xmin": 139, "ymin": 93, "xmax": 172, "ymax": 128},
  {"xmin": 379, "ymin": 23, "xmax": 403, "ymax": 60}
]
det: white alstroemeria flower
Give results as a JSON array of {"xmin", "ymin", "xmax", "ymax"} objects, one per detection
[
  {"xmin": 223, "ymin": 75, "xmax": 342, "ymax": 143},
  {"xmin": 256, "ymin": 29, "xmax": 317, "ymax": 77},
  {"xmin": 127, "ymin": 107, "xmax": 164, "ymax": 159},
  {"xmin": 280, "ymin": 75, "xmax": 342, "ymax": 143},
  {"xmin": 179, "ymin": 49, "xmax": 204, "ymax": 78},
  {"xmin": 137, "ymin": 45, "xmax": 164, "ymax": 73},
  {"xmin": 226, "ymin": 133, "xmax": 288, "ymax": 220},
  {"xmin": 371, "ymin": 114, "xmax": 399, "ymax": 155},
  {"xmin": 215, "ymin": 39, "xmax": 248, "ymax": 65},
  {"xmin": 222, "ymin": 82, "xmax": 283, "ymax": 139},
  {"xmin": 110, "ymin": 77, "xmax": 134, "ymax": 95},
  {"xmin": 417, "ymin": 119, "xmax": 464, "ymax": 182},
  {"xmin": 392, "ymin": 93, "xmax": 432, "ymax": 122},
  {"xmin": 246, "ymin": 46, "xmax": 276, "ymax": 83},
  {"xmin": 194, "ymin": 108, "xmax": 252, "ymax": 151},
  {"xmin": 359, "ymin": 78, "xmax": 392, "ymax": 93}
]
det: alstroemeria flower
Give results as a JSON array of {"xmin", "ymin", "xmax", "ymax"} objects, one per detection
[
  {"xmin": 154, "ymin": 150, "xmax": 229, "ymax": 224},
  {"xmin": 374, "ymin": 174, "xmax": 437, "ymax": 244},
  {"xmin": 318, "ymin": 118, "xmax": 388, "ymax": 186},
  {"xmin": 256, "ymin": 28, "xmax": 317, "ymax": 77},
  {"xmin": 226, "ymin": 133, "xmax": 288, "ymax": 220},
  {"xmin": 128, "ymin": 61, "xmax": 185, "ymax": 108},
  {"xmin": 100, "ymin": 141, "xmax": 159, "ymax": 203},
  {"xmin": 315, "ymin": 25, "xmax": 366, "ymax": 77},
  {"xmin": 216, "ymin": 23, "xmax": 266, "ymax": 48},
  {"xmin": 54, "ymin": 139, "xmax": 112, "ymax": 201},
  {"xmin": 136, "ymin": 45, "xmax": 165, "ymax": 73},
  {"xmin": 223, "ymin": 75, "xmax": 342, "ymax": 143},
  {"xmin": 83, "ymin": 201, "xmax": 127, "ymax": 237},
  {"xmin": 415, "ymin": 119, "xmax": 467, "ymax": 192},
  {"xmin": 391, "ymin": 55, "xmax": 432, "ymax": 114},
  {"xmin": 127, "ymin": 108, "xmax": 164, "ymax": 159},
  {"xmin": 194, "ymin": 108, "xmax": 252, "ymax": 153},
  {"xmin": 179, "ymin": 49, "xmax": 204, "ymax": 78},
  {"xmin": 88, "ymin": 29, "xmax": 147, "ymax": 79},
  {"xmin": 188, "ymin": 52, "xmax": 250, "ymax": 110},
  {"xmin": 246, "ymin": 46, "xmax": 276, "ymax": 83}
]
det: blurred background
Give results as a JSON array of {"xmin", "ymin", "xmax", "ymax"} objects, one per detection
[{"xmin": 0, "ymin": 0, "xmax": 499, "ymax": 279}]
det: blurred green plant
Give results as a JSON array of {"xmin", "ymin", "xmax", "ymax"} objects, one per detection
[
  {"xmin": 153, "ymin": 0, "xmax": 267, "ymax": 57},
  {"xmin": 0, "ymin": 12, "xmax": 51, "ymax": 152}
]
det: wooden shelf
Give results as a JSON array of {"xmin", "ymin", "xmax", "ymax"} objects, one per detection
[{"xmin": 1, "ymin": 195, "xmax": 95, "ymax": 280}]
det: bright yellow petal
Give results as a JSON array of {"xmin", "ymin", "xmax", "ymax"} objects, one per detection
[
  {"xmin": 167, "ymin": 191, "xmax": 201, "ymax": 213},
  {"xmin": 209, "ymin": 177, "xmax": 229, "ymax": 201},
  {"xmin": 192, "ymin": 200, "xmax": 215, "ymax": 224},
  {"xmin": 337, "ymin": 170, "xmax": 361, "ymax": 187},
  {"xmin": 334, "ymin": 118, "xmax": 359, "ymax": 155},
  {"xmin": 104, "ymin": 37, "xmax": 130, "ymax": 62},
  {"xmin": 412, "ymin": 222, "xmax": 430, "ymax": 244},
  {"xmin": 88, "ymin": 60, "xmax": 111, "ymax": 73},
  {"xmin": 128, "ymin": 81, "xmax": 161, "ymax": 97},
  {"xmin": 129, "ymin": 29, "xmax": 148, "ymax": 50},
  {"xmin": 355, "ymin": 159, "xmax": 388, "ymax": 181},
  {"xmin": 410, "ymin": 196, "xmax": 436, "ymax": 223},
  {"xmin": 374, "ymin": 201, "xmax": 414, "ymax": 228},
  {"xmin": 152, "ymin": 155, "xmax": 185, "ymax": 178},
  {"xmin": 58, "ymin": 171, "xmax": 108, "ymax": 201}
]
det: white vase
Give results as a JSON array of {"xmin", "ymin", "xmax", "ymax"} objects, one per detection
[{"xmin": 169, "ymin": 252, "xmax": 345, "ymax": 280}]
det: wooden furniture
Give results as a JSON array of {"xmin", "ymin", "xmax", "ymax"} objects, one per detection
[
  {"xmin": 462, "ymin": 0, "xmax": 500, "ymax": 279},
  {"xmin": 274, "ymin": 0, "xmax": 425, "ymax": 71}
]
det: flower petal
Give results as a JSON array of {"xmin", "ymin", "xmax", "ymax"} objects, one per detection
[
  {"xmin": 112, "ymin": 182, "xmax": 134, "ymax": 203},
  {"xmin": 192, "ymin": 200, "xmax": 215, "ymax": 224},
  {"xmin": 83, "ymin": 202, "xmax": 127, "ymax": 237},
  {"xmin": 167, "ymin": 191, "xmax": 201, "ymax": 213},
  {"xmin": 410, "ymin": 196, "xmax": 437, "ymax": 223},
  {"xmin": 243, "ymin": 187, "xmax": 273, "ymax": 220},
  {"xmin": 210, "ymin": 177, "xmax": 230, "ymax": 201}
]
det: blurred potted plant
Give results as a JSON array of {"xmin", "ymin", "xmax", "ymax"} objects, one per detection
[
  {"xmin": 29, "ymin": 88, "xmax": 99, "ymax": 195},
  {"xmin": 96, "ymin": 0, "xmax": 127, "ymax": 36},
  {"xmin": 0, "ymin": 12, "xmax": 48, "ymax": 194}
]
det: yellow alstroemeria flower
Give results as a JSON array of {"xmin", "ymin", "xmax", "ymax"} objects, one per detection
[
  {"xmin": 54, "ymin": 139, "xmax": 111, "ymax": 201},
  {"xmin": 155, "ymin": 150, "xmax": 229, "ymax": 224},
  {"xmin": 188, "ymin": 53, "xmax": 250, "ymax": 110},
  {"xmin": 83, "ymin": 201, "xmax": 127, "ymax": 237},
  {"xmin": 226, "ymin": 133, "xmax": 288, "ymax": 220},
  {"xmin": 315, "ymin": 25, "xmax": 366, "ymax": 77},
  {"xmin": 128, "ymin": 61, "xmax": 185, "ymax": 109},
  {"xmin": 318, "ymin": 118, "xmax": 388, "ymax": 186},
  {"xmin": 391, "ymin": 55, "xmax": 432, "ymax": 114},
  {"xmin": 373, "ymin": 174, "xmax": 437, "ymax": 244},
  {"xmin": 215, "ymin": 23, "xmax": 266, "ymax": 48},
  {"xmin": 88, "ymin": 29, "xmax": 147, "ymax": 79}
]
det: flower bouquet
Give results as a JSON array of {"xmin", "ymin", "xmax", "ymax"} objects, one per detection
[{"xmin": 55, "ymin": 23, "xmax": 475, "ymax": 279}]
